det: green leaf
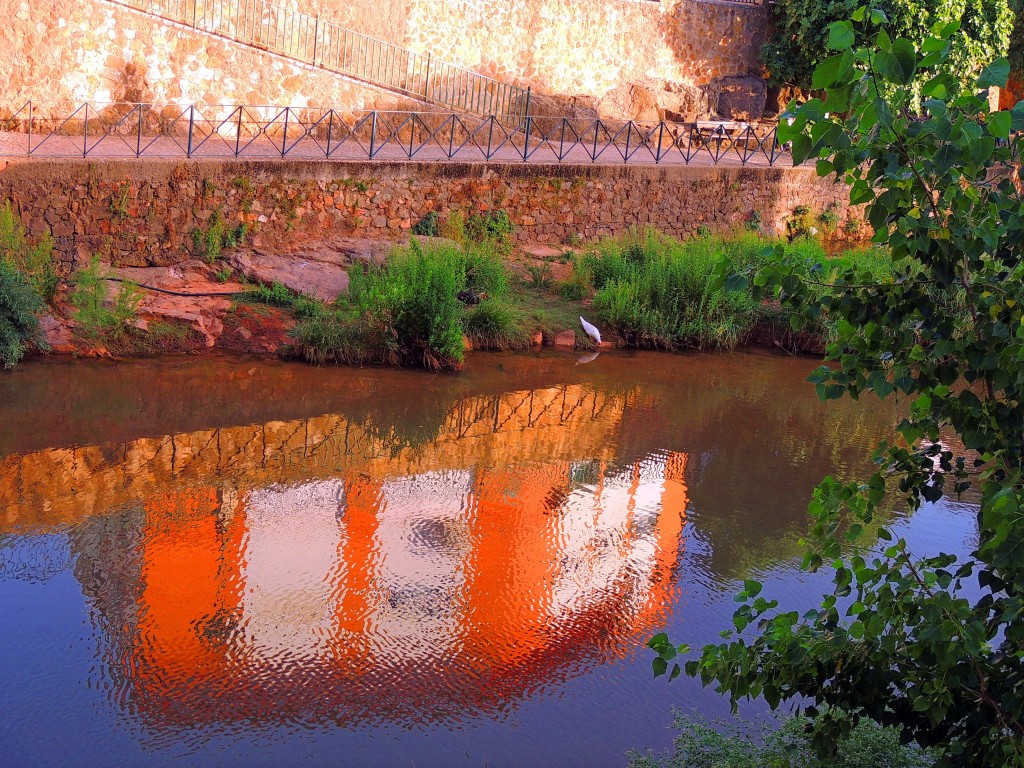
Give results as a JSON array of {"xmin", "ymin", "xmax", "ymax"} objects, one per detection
[
  {"xmin": 978, "ymin": 58, "xmax": 1010, "ymax": 89},
  {"xmin": 724, "ymin": 273, "xmax": 748, "ymax": 293},
  {"xmin": 827, "ymin": 21, "xmax": 855, "ymax": 51},
  {"xmin": 791, "ymin": 134, "xmax": 813, "ymax": 165},
  {"xmin": 989, "ymin": 111, "xmax": 1011, "ymax": 139}
]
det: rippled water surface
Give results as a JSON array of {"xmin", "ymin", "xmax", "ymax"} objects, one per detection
[{"xmin": 0, "ymin": 350, "xmax": 978, "ymax": 767}]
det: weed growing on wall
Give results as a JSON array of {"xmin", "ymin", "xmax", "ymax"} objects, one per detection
[
  {"xmin": 190, "ymin": 211, "xmax": 249, "ymax": 263},
  {"xmin": 0, "ymin": 201, "xmax": 59, "ymax": 303},
  {"xmin": 109, "ymin": 181, "xmax": 131, "ymax": 220},
  {"xmin": 411, "ymin": 212, "xmax": 440, "ymax": 237}
]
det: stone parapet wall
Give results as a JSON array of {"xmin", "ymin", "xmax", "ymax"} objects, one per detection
[
  {"xmin": 0, "ymin": 157, "xmax": 863, "ymax": 270},
  {"xmin": 1, "ymin": 0, "xmax": 768, "ymax": 122}
]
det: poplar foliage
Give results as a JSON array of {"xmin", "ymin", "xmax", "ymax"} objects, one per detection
[{"xmin": 652, "ymin": 9, "xmax": 1024, "ymax": 766}]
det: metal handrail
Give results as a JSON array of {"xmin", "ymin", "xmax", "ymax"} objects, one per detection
[
  {"xmin": 106, "ymin": 0, "xmax": 531, "ymax": 124},
  {"xmin": 0, "ymin": 101, "xmax": 790, "ymax": 167}
]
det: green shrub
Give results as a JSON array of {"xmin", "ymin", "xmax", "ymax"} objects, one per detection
[
  {"xmin": 294, "ymin": 240, "xmax": 519, "ymax": 369},
  {"xmin": 585, "ymin": 228, "xmax": 894, "ymax": 349},
  {"xmin": 0, "ymin": 260, "xmax": 43, "ymax": 368},
  {"xmin": 466, "ymin": 209, "xmax": 514, "ymax": 242},
  {"xmin": 70, "ymin": 257, "xmax": 141, "ymax": 339},
  {"xmin": 411, "ymin": 211, "xmax": 440, "ymax": 237},
  {"xmin": 463, "ymin": 297, "xmax": 529, "ymax": 350},
  {"xmin": 0, "ymin": 201, "xmax": 58, "ymax": 303},
  {"xmin": 589, "ymin": 228, "xmax": 765, "ymax": 349},
  {"xmin": 296, "ymin": 241, "xmax": 465, "ymax": 369},
  {"xmin": 628, "ymin": 711, "xmax": 934, "ymax": 768}
]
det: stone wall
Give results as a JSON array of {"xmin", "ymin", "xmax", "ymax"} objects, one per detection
[
  {"xmin": 1, "ymin": 0, "xmax": 422, "ymax": 113},
  {"xmin": 1, "ymin": 0, "xmax": 768, "ymax": 121},
  {"xmin": 0, "ymin": 157, "xmax": 863, "ymax": 270}
]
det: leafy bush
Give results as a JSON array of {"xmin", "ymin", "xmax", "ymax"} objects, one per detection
[
  {"xmin": 650, "ymin": 16, "xmax": 1024, "ymax": 768},
  {"xmin": 628, "ymin": 711, "xmax": 933, "ymax": 768},
  {"xmin": 0, "ymin": 201, "xmax": 58, "ymax": 303},
  {"xmin": 762, "ymin": 0, "xmax": 1013, "ymax": 91},
  {"xmin": 0, "ymin": 260, "xmax": 42, "ymax": 368},
  {"xmin": 466, "ymin": 209, "xmax": 516, "ymax": 254},
  {"xmin": 462, "ymin": 298, "xmax": 529, "ymax": 350},
  {"xmin": 585, "ymin": 229, "xmax": 765, "ymax": 349},
  {"xmin": 295, "ymin": 242, "xmax": 466, "ymax": 369},
  {"xmin": 411, "ymin": 211, "xmax": 440, "ymax": 237},
  {"xmin": 293, "ymin": 240, "xmax": 523, "ymax": 368},
  {"xmin": 70, "ymin": 257, "xmax": 141, "ymax": 339}
]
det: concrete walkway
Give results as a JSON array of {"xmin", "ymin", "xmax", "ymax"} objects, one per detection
[{"xmin": 0, "ymin": 130, "xmax": 795, "ymax": 168}]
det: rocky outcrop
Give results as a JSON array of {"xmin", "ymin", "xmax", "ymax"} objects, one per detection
[
  {"xmin": 712, "ymin": 75, "xmax": 769, "ymax": 122},
  {"xmin": 112, "ymin": 261, "xmax": 245, "ymax": 347}
]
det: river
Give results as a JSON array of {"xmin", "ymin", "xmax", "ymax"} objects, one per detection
[{"xmin": 0, "ymin": 350, "xmax": 978, "ymax": 767}]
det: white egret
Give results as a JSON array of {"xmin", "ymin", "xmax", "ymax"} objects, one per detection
[{"xmin": 579, "ymin": 316, "xmax": 601, "ymax": 345}]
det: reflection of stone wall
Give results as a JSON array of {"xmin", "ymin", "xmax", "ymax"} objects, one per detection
[
  {"xmin": 0, "ymin": 157, "xmax": 865, "ymax": 270},
  {"xmin": 1, "ymin": 1, "xmax": 766, "ymax": 120},
  {"xmin": 0, "ymin": 384, "xmax": 626, "ymax": 530}
]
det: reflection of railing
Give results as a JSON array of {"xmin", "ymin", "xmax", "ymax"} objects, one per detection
[
  {"xmin": 0, "ymin": 101, "xmax": 791, "ymax": 166},
  {"xmin": 106, "ymin": 0, "xmax": 530, "ymax": 123}
]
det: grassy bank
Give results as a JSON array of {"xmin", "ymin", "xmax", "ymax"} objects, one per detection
[
  {"xmin": 286, "ymin": 227, "xmax": 895, "ymax": 370},
  {"xmin": 0, "ymin": 196, "xmax": 895, "ymax": 372}
]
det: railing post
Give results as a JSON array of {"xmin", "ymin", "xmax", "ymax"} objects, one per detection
[
  {"xmin": 523, "ymin": 86, "xmax": 531, "ymax": 125},
  {"xmin": 83, "ymin": 103, "xmax": 89, "ymax": 158},
  {"xmin": 655, "ymin": 121, "xmax": 665, "ymax": 164},
  {"xmin": 326, "ymin": 109, "xmax": 334, "ymax": 157},
  {"xmin": 187, "ymin": 105, "xmax": 195, "ymax": 157},
  {"xmin": 137, "ymin": 104, "xmax": 144, "ymax": 157},
  {"xmin": 486, "ymin": 115, "xmax": 494, "ymax": 160},
  {"xmin": 424, "ymin": 53, "xmax": 431, "ymax": 101},
  {"xmin": 522, "ymin": 115, "xmax": 531, "ymax": 162},
  {"xmin": 369, "ymin": 110, "xmax": 377, "ymax": 158},
  {"xmin": 312, "ymin": 15, "xmax": 319, "ymax": 66},
  {"xmin": 624, "ymin": 121, "xmax": 632, "ymax": 163},
  {"xmin": 235, "ymin": 106, "xmax": 243, "ymax": 156},
  {"xmin": 27, "ymin": 101, "xmax": 32, "ymax": 156},
  {"xmin": 281, "ymin": 107, "xmax": 289, "ymax": 156},
  {"xmin": 191, "ymin": 0, "xmax": 197, "ymax": 28}
]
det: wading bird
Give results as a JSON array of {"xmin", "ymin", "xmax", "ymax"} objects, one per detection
[{"xmin": 579, "ymin": 316, "xmax": 602, "ymax": 345}]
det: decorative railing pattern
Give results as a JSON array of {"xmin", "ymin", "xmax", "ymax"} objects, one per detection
[
  {"xmin": 106, "ymin": 0, "xmax": 531, "ymax": 123},
  {"xmin": 0, "ymin": 101, "xmax": 791, "ymax": 166}
]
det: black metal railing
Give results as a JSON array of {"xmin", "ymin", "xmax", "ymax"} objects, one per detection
[
  {"xmin": 107, "ymin": 0, "xmax": 531, "ymax": 124},
  {"xmin": 0, "ymin": 101, "xmax": 791, "ymax": 166}
]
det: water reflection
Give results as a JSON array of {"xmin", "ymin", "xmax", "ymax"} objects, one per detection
[
  {"xmin": 0, "ymin": 351, "xmax": 899, "ymax": 756},
  {"xmin": 66, "ymin": 456, "xmax": 685, "ymax": 728}
]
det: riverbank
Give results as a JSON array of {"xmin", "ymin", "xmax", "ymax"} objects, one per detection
[{"xmin": 3, "ymin": 211, "xmax": 887, "ymax": 369}]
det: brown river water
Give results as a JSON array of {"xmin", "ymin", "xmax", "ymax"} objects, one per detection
[{"xmin": 0, "ymin": 350, "xmax": 979, "ymax": 767}]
